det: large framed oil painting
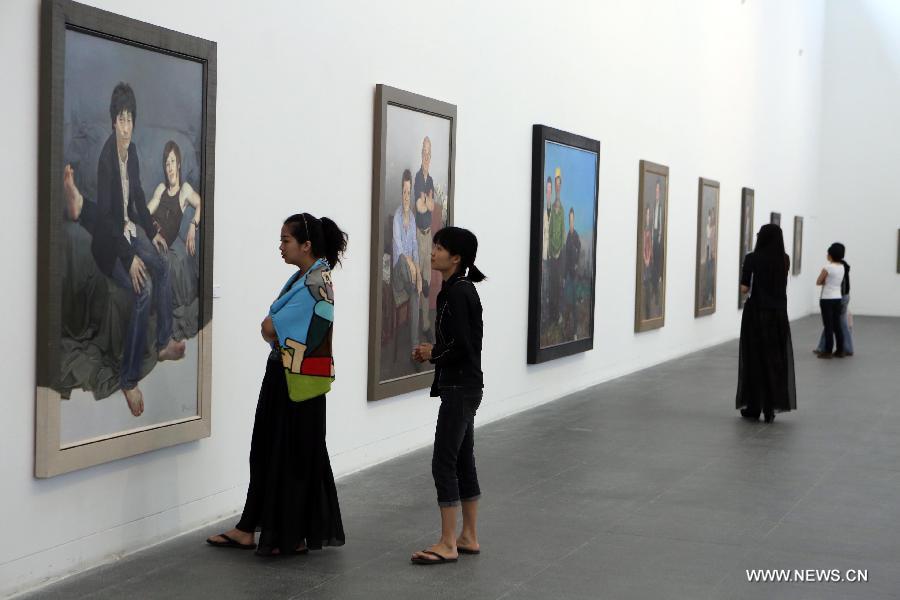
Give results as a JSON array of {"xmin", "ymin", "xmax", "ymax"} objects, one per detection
[
  {"xmin": 634, "ymin": 160, "xmax": 669, "ymax": 332},
  {"xmin": 526, "ymin": 125, "xmax": 600, "ymax": 364},
  {"xmin": 368, "ymin": 85, "xmax": 455, "ymax": 400},
  {"xmin": 738, "ymin": 187, "xmax": 754, "ymax": 308},
  {"xmin": 695, "ymin": 178, "xmax": 720, "ymax": 317},
  {"xmin": 792, "ymin": 216, "xmax": 803, "ymax": 275},
  {"xmin": 36, "ymin": 0, "xmax": 216, "ymax": 477}
]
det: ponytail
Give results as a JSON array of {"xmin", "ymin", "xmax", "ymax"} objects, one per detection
[
  {"xmin": 283, "ymin": 213, "xmax": 348, "ymax": 268},
  {"xmin": 465, "ymin": 263, "xmax": 486, "ymax": 282},
  {"xmin": 319, "ymin": 217, "xmax": 348, "ymax": 268}
]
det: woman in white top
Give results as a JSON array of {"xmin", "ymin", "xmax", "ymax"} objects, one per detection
[{"xmin": 815, "ymin": 242, "xmax": 846, "ymax": 358}]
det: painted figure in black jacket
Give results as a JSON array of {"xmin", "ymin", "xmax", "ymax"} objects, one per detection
[
  {"xmin": 92, "ymin": 82, "xmax": 185, "ymax": 416},
  {"xmin": 410, "ymin": 226, "xmax": 485, "ymax": 565}
]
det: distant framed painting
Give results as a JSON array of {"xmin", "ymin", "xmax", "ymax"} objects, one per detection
[
  {"xmin": 695, "ymin": 178, "xmax": 720, "ymax": 317},
  {"xmin": 792, "ymin": 216, "xmax": 803, "ymax": 276},
  {"xmin": 36, "ymin": 0, "xmax": 216, "ymax": 477},
  {"xmin": 897, "ymin": 229, "xmax": 900, "ymax": 274},
  {"xmin": 770, "ymin": 212, "xmax": 781, "ymax": 226},
  {"xmin": 634, "ymin": 161, "xmax": 669, "ymax": 332},
  {"xmin": 738, "ymin": 187, "xmax": 754, "ymax": 308},
  {"xmin": 367, "ymin": 85, "xmax": 456, "ymax": 400},
  {"xmin": 526, "ymin": 125, "xmax": 600, "ymax": 364}
]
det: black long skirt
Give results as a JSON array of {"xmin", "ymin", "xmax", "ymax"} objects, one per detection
[
  {"xmin": 736, "ymin": 301, "xmax": 797, "ymax": 415},
  {"xmin": 236, "ymin": 358, "xmax": 345, "ymax": 552}
]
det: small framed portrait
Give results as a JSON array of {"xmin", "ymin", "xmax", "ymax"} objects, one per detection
[
  {"xmin": 792, "ymin": 216, "xmax": 804, "ymax": 276},
  {"xmin": 739, "ymin": 188, "xmax": 754, "ymax": 308},
  {"xmin": 695, "ymin": 178, "xmax": 720, "ymax": 317},
  {"xmin": 635, "ymin": 160, "xmax": 669, "ymax": 332}
]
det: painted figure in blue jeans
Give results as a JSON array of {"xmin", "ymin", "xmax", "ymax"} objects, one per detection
[{"xmin": 410, "ymin": 226, "xmax": 486, "ymax": 565}]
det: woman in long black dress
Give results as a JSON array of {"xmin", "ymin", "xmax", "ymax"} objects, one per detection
[
  {"xmin": 207, "ymin": 213, "xmax": 347, "ymax": 556},
  {"xmin": 736, "ymin": 223, "xmax": 796, "ymax": 423}
]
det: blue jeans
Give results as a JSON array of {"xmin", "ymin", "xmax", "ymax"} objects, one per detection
[
  {"xmin": 109, "ymin": 229, "xmax": 173, "ymax": 389},
  {"xmin": 816, "ymin": 294, "xmax": 853, "ymax": 354}
]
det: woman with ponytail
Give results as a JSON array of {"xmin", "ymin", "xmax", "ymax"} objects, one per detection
[
  {"xmin": 208, "ymin": 213, "xmax": 348, "ymax": 556},
  {"xmin": 736, "ymin": 223, "xmax": 796, "ymax": 423},
  {"xmin": 410, "ymin": 226, "xmax": 486, "ymax": 565}
]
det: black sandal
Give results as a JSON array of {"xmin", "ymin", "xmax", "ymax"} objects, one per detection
[
  {"xmin": 411, "ymin": 550, "xmax": 458, "ymax": 565},
  {"xmin": 206, "ymin": 533, "xmax": 256, "ymax": 550}
]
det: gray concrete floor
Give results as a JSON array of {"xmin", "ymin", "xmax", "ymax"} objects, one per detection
[{"xmin": 24, "ymin": 315, "xmax": 900, "ymax": 600}]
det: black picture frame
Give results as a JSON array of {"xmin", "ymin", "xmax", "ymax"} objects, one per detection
[
  {"xmin": 367, "ymin": 85, "xmax": 456, "ymax": 400},
  {"xmin": 36, "ymin": 0, "xmax": 216, "ymax": 477},
  {"xmin": 527, "ymin": 125, "xmax": 601, "ymax": 364}
]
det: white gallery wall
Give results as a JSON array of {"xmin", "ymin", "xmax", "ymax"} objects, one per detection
[
  {"xmin": 816, "ymin": 0, "xmax": 900, "ymax": 317},
  {"xmin": 0, "ymin": 0, "xmax": 831, "ymax": 595}
]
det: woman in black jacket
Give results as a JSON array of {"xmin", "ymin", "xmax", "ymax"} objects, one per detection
[
  {"xmin": 736, "ymin": 223, "xmax": 797, "ymax": 423},
  {"xmin": 410, "ymin": 226, "xmax": 485, "ymax": 565}
]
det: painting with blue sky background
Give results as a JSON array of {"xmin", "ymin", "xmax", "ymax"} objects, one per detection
[{"xmin": 539, "ymin": 140, "xmax": 598, "ymax": 348}]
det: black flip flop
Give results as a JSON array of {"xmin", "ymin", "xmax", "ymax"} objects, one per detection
[
  {"xmin": 206, "ymin": 533, "xmax": 256, "ymax": 550},
  {"xmin": 411, "ymin": 550, "xmax": 458, "ymax": 565},
  {"xmin": 457, "ymin": 546, "xmax": 481, "ymax": 555},
  {"xmin": 255, "ymin": 545, "xmax": 309, "ymax": 557}
]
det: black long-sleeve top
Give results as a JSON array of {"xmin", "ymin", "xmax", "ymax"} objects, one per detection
[{"xmin": 429, "ymin": 272, "xmax": 483, "ymax": 396}]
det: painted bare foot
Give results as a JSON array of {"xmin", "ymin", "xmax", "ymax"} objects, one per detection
[
  {"xmin": 207, "ymin": 528, "xmax": 254, "ymax": 546},
  {"xmin": 158, "ymin": 339, "xmax": 186, "ymax": 362},
  {"xmin": 455, "ymin": 534, "xmax": 480, "ymax": 554},
  {"xmin": 123, "ymin": 386, "xmax": 143, "ymax": 417},
  {"xmin": 411, "ymin": 541, "xmax": 458, "ymax": 563}
]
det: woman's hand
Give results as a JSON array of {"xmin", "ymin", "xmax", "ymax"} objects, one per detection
[
  {"xmin": 186, "ymin": 222, "xmax": 197, "ymax": 256},
  {"xmin": 152, "ymin": 232, "xmax": 168, "ymax": 255},
  {"xmin": 412, "ymin": 343, "xmax": 433, "ymax": 363},
  {"xmin": 261, "ymin": 316, "xmax": 277, "ymax": 343}
]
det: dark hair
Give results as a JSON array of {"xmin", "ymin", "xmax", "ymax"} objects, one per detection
[
  {"xmin": 162, "ymin": 140, "xmax": 182, "ymax": 187},
  {"xmin": 283, "ymin": 213, "xmax": 348, "ymax": 268},
  {"xmin": 432, "ymin": 226, "xmax": 486, "ymax": 282},
  {"xmin": 828, "ymin": 242, "xmax": 845, "ymax": 261},
  {"xmin": 402, "ymin": 169, "xmax": 412, "ymax": 191},
  {"xmin": 546, "ymin": 176, "xmax": 552, "ymax": 186},
  {"xmin": 569, "ymin": 207, "xmax": 575, "ymax": 217},
  {"xmin": 753, "ymin": 223, "xmax": 789, "ymax": 289},
  {"xmin": 109, "ymin": 82, "xmax": 137, "ymax": 129}
]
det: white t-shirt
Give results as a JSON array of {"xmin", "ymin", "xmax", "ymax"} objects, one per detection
[{"xmin": 821, "ymin": 262, "xmax": 844, "ymax": 300}]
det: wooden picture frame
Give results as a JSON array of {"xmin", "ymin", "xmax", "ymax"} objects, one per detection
[
  {"xmin": 36, "ymin": 0, "xmax": 216, "ymax": 477},
  {"xmin": 738, "ymin": 187, "xmax": 754, "ymax": 308},
  {"xmin": 634, "ymin": 161, "xmax": 669, "ymax": 332},
  {"xmin": 792, "ymin": 216, "xmax": 803, "ymax": 276},
  {"xmin": 526, "ymin": 125, "xmax": 601, "ymax": 364},
  {"xmin": 695, "ymin": 178, "xmax": 720, "ymax": 317},
  {"xmin": 367, "ymin": 85, "xmax": 456, "ymax": 401}
]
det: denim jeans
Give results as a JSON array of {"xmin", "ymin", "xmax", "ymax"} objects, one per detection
[
  {"xmin": 109, "ymin": 228, "xmax": 173, "ymax": 389},
  {"xmin": 816, "ymin": 294, "xmax": 853, "ymax": 354},
  {"xmin": 432, "ymin": 387, "xmax": 482, "ymax": 507},
  {"xmin": 819, "ymin": 298, "xmax": 844, "ymax": 354}
]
